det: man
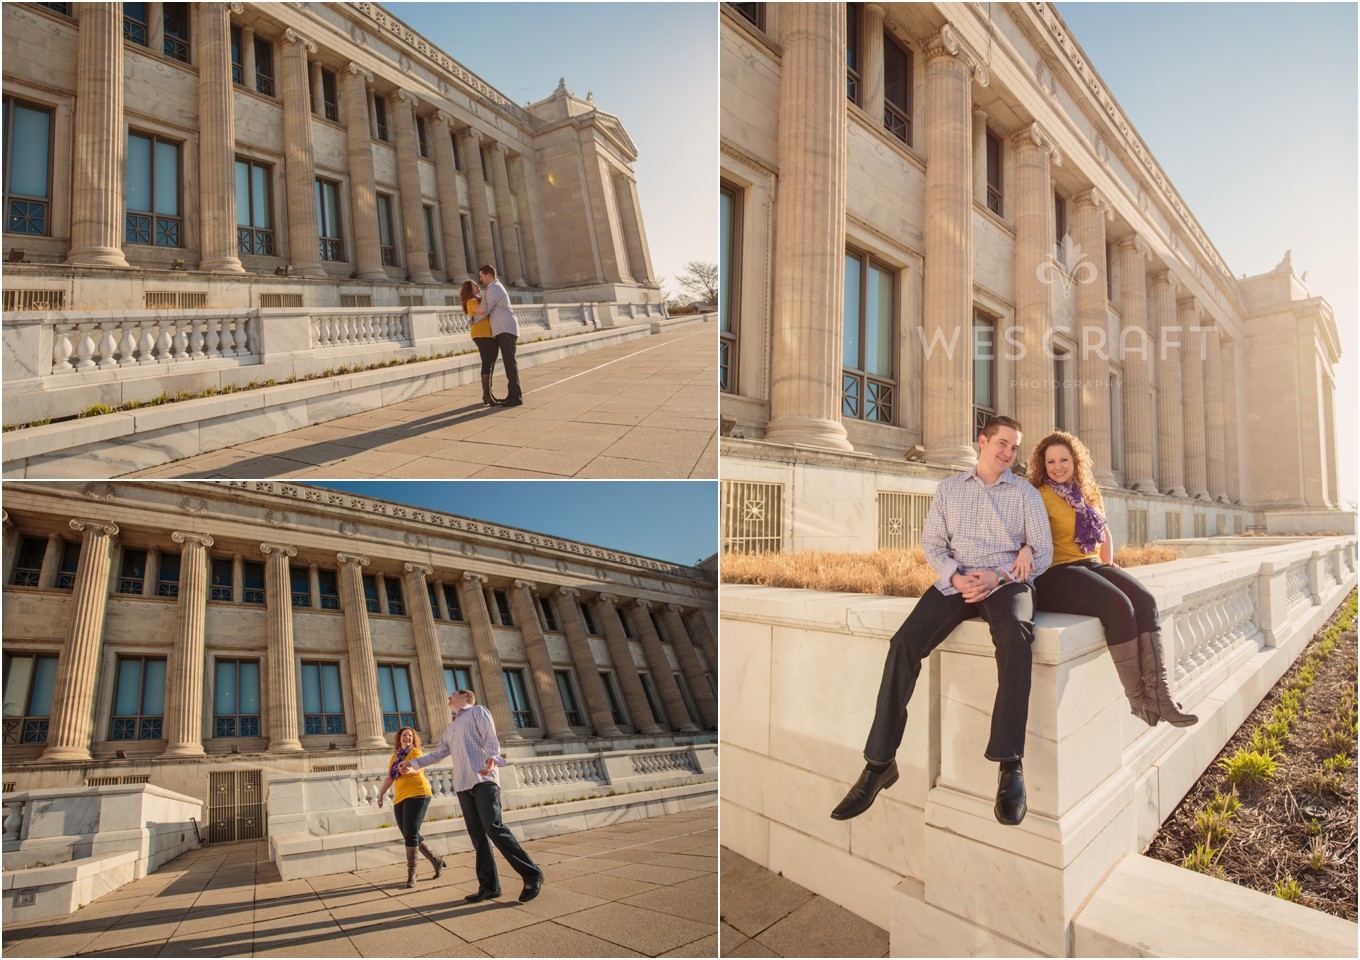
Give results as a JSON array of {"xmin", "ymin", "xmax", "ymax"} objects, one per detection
[
  {"xmin": 473, "ymin": 264, "xmax": 523, "ymax": 407},
  {"xmin": 399, "ymin": 689, "xmax": 544, "ymax": 902},
  {"xmin": 830, "ymin": 416, "xmax": 1053, "ymax": 826}
]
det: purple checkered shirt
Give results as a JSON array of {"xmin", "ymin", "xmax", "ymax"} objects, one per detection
[{"xmin": 406, "ymin": 704, "xmax": 506, "ymax": 793}]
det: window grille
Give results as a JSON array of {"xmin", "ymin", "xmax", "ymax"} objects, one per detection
[
  {"xmin": 1165, "ymin": 513, "xmax": 1181, "ymax": 540},
  {"xmin": 877, "ymin": 492, "xmax": 933, "ymax": 550},
  {"xmin": 399, "ymin": 295, "xmax": 424, "ymax": 307},
  {"xmin": 340, "ymin": 293, "xmax": 373, "ymax": 307},
  {"xmin": 1129, "ymin": 509, "xmax": 1149, "ymax": 546},
  {"xmin": 721, "ymin": 480, "xmax": 782, "ymax": 554},
  {"xmin": 259, "ymin": 293, "xmax": 302, "ymax": 308},
  {"xmin": 145, "ymin": 291, "xmax": 206, "ymax": 309},
  {"xmin": 3, "ymin": 290, "xmax": 64, "ymax": 311}
]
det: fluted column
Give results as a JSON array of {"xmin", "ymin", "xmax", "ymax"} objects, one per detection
[
  {"xmin": 1203, "ymin": 321, "xmax": 1228, "ymax": 502},
  {"xmin": 487, "ymin": 143, "xmax": 525, "ymax": 284},
  {"xmin": 404, "ymin": 564, "xmax": 453, "ymax": 742},
  {"xmin": 614, "ymin": 174, "xmax": 654, "ymax": 285},
  {"xmin": 1116, "ymin": 236, "xmax": 1157, "ymax": 492},
  {"xmin": 66, "ymin": 3, "xmax": 129, "ymax": 267},
  {"xmin": 661, "ymin": 605, "xmax": 717, "ymax": 729},
  {"xmin": 508, "ymin": 155, "xmax": 543, "ymax": 285},
  {"xmin": 162, "ymin": 532, "xmax": 213, "ymax": 757},
  {"xmin": 554, "ymin": 588, "xmax": 622, "ymax": 737},
  {"xmin": 335, "ymin": 554, "xmax": 387, "ymax": 749},
  {"xmin": 340, "ymin": 64, "xmax": 385, "ymax": 280},
  {"xmin": 1322, "ymin": 371, "xmax": 1339, "ymax": 509},
  {"xmin": 1222, "ymin": 337, "xmax": 1242, "ymax": 503},
  {"xmin": 630, "ymin": 599, "xmax": 698, "ymax": 733},
  {"xmin": 1179, "ymin": 298, "xmax": 1210, "ymax": 500},
  {"xmin": 1150, "ymin": 271, "xmax": 1186, "ymax": 497},
  {"xmin": 920, "ymin": 28, "xmax": 980, "ymax": 467},
  {"xmin": 683, "ymin": 609, "xmax": 718, "ymax": 679},
  {"xmin": 862, "ymin": 4, "xmax": 885, "ymax": 125},
  {"xmin": 197, "ymin": 3, "xmax": 245, "ymax": 273},
  {"xmin": 595, "ymin": 594, "xmax": 662, "ymax": 734},
  {"xmin": 39, "ymin": 533, "xmax": 64, "ymax": 589},
  {"xmin": 458, "ymin": 128, "xmax": 496, "ymax": 266},
  {"xmin": 457, "ymin": 573, "xmax": 518, "ymax": 738},
  {"xmin": 279, "ymin": 29, "xmax": 324, "ymax": 277},
  {"xmin": 430, "ymin": 112, "xmax": 469, "ymax": 279},
  {"xmin": 509, "ymin": 582, "xmax": 574, "ymax": 739},
  {"xmin": 261, "ymin": 543, "xmax": 302, "ymax": 752},
  {"xmin": 764, "ymin": 3, "xmax": 852, "ymax": 452},
  {"xmin": 1, "ymin": 511, "xmax": 16, "ymax": 586},
  {"xmin": 1072, "ymin": 188, "xmax": 1114, "ymax": 483},
  {"xmin": 41, "ymin": 519, "xmax": 118, "ymax": 761},
  {"xmin": 1011, "ymin": 124, "xmax": 1062, "ymax": 446},
  {"xmin": 390, "ymin": 90, "xmax": 433, "ymax": 282}
]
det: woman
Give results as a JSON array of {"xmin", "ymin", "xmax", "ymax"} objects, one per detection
[
  {"xmin": 377, "ymin": 726, "xmax": 446, "ymax": 887},
  {"xmin": 461, "ymin": 278, "xmax": 501, "ymax": 407},
  {"xmin": 1022, "ymin": 431, "xmax": 1197, "ymax": 728}
]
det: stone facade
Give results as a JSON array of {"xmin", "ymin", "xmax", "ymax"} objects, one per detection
[{"xmin": 719, "ymin": 2, "xmax": 1349, "ymax": 545}]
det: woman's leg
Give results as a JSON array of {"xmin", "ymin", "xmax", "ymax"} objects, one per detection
[
  {"xmin": 475, "ymin": 337, "xmax": 500, "ymax": 404},
  {"xmin": 1088, "ymin": 563, "xmax": 1160, "ymax": 635},
  {"xmin": 394, "ymin": 797, "xmax": 420, "ymax": 887}
]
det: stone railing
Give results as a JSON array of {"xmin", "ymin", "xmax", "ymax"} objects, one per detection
[
  {"xmin": 1285, "ymin": 560, "xmax": 1311, "ymax": 607},
  {"xmin": 515, "ymin": 753, "xmax": 606, "ymax": 789},
  {"xmin": 632, "ymin": 748, "xmax": 699, "ymax": 776},
  {"xmin": 47, "ymin": 311, "xmax": 258, "ymax": 372},
  {"xmin": 310, "ymin": 309, "xmax": 409, "ymax": 349},
  {"xmin": 515, "ymin": 304, "xmax": 549, "ymax": 330},
  {"xmin": 558, "ymin": 305, "xmax": 586, "ymax": 325}
]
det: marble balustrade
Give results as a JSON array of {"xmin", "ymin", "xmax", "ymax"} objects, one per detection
[{"xmin": 49, "ymin": 312, "xmax": 257, "ymax": 371}]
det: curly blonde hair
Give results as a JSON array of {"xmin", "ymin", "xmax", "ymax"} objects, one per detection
[
  {"xmin": 392, "ymin": 726, "xmax": 422, "ymax": 752},
  {"xmin": 1027, "ymin": 430, "xmax": 1102, "ymax": 508}
]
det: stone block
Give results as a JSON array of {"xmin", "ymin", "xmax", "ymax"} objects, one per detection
[
  {"xmin": 767, "ymin": 819, "xmax": 903, "ymax": 932},
  {"xmin": 717, "ymin": 617, "xmax": 771, "ymax": 756},
  {"xmin": 891, "ymin": 879, "xmax": 1045, "ymax": 958}
]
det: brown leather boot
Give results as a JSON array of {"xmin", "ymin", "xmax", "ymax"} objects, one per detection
[
  {"xmin": 1138, "ymin": 630, "xmax": 1198, "ymax": 727},
  {"xmin": 418, "ymin": 842, "xmax": 445, "ymax": 880},
  {"xmin": 1110, "ymin": 638, "xmax": 1156, "ymax": 726},
  {"xmin": 405, "ymin": 846, "xmax": 417, "ymax": 888},
  {"xmin": 480, "ymin": 374, "xmax": 499, "ymax": 406}
]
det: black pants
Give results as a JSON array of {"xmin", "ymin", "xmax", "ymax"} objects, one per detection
[
  {"xmin": 1034, "ymin": 559, "xmax": 1159, "ymax": 647},
  {"xmin": 865, "ymin": 582, "xmax": 1036, "ymax": 765},
  {"xmin": 494, "ymin": 332, "xmax": 521, "ymax": 401},
  {"xmin": 394, "ymin": 795, "xmax": 430, "ymax": 848},
  {"xmin": 474, "ymin": 336, "xmax": 499, "ymax": 376},
  {"xmin": 456, "ymin": 782, "xmax": 539, "ymax": 892}
]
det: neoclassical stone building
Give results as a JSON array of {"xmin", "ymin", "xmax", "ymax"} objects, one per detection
[
  {"xmin": 1, "ymin": 482, "xmax": 717, "ymax": 815},
  {"xmin": 1, "ymin": 1, "xmax": 658, "ymax": 309},
  {"xmin": 719, "ymin": 2, "xmax": 1348, "ymax": 551}
]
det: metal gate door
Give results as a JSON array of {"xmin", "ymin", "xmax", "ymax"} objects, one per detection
[{"xmin": 207, "ymin": 770, "xmax": 264, "ymax": 843}]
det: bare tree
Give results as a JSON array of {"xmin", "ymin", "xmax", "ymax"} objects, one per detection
[{"xmin": 675, "ymin": 261, "xmax": 719, "ymax": 303}]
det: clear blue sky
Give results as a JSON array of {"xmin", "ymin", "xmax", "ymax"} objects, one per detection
[
  {"xmin": 382, "ymin": 2, "xmax": 718, "ymax": 299},
  {"xmin": 1055, "ymin": 3, "xmax": 1358, "ymax": 507},
  {"xmin": 302, "ymin": 481, "xmax": 717, "ymax": 567}
]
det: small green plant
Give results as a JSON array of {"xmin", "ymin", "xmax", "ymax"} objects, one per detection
[
  {"xmin": 1248, "ymin": 728, "xmax": 1284, "ymax": 759},
  {"xmin": 1261, "ymin": 717, "xmax": 1292, "ymax": 744},
  {"xmin": 1273, "ymin": 876, "xmax": 1303, "ymax": 902},
  {"xmin": 1322, "ymin": 753, "xmax": 1351, "ymax": 775},
  {"xmin": 1204, "ymin": 790, "xmax": 1241, "ymax": 818},
  {"xmin": 78, "ymin": 402, "xmax": 113, "ymax": 418},
  {"xmin": 1218, "ymin": 747, "xmax": 1278, "ymax": 785},
  {"xmin": 1193, "ymin": 808, "xmax": 1233, "ymax": 845},
  {"xmin": 1304, "ymin": 818, "xmax": 1321, "ymax": 837},
  {"xmin": 1307, "ymin": 836, "xmax": 1329, "ymax": 873},
  {"xmin": 1180, "ymin": 842, "xmax": 1225, "ymax": 877}
]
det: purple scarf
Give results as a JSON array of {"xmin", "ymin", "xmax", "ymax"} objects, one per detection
[
  {"xmin": 389, "ymin": 744, "xmax": 413, "ymax": 782},
  {"xmin": 1045, "ymin": 479, "xmax": 1107, "ymax": 555}
]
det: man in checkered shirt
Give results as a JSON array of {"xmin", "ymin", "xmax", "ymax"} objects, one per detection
[{"xmin": 830, "ymin": 415, "xmax": 1053, "ymax": 826}]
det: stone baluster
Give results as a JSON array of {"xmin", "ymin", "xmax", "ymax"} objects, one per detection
[
  {"xmin": 661, "ymin": 605, "xmax": 717, "ymax": 729},
  {"xmin": 507, "ymin": 154, "xmax": 543, "ymax": 286},
  {"xmin": 429, "ymin": 112, "xmax": 469, "ymax": 279},
  {"xmin": 404, "ymin": 563, "xmax": 454, "ymax": 742},
  {"xmin": 553, "ymin": 588, "xmax": 622, "ymax": 737},
  {"xmin": 458, "ymin": 128, "xmax": 496, "ymax": 266},
  {"xmin": 630, "ymin": 599, "xmax": 698, "ymax": 732},
  {"xmin": 595, "ymin": 594, "xmax": 662, "ymax": 734},
  {"xmin": 1072, "ymin": 188, "xmax": 1114, "ymax": 484},
  {"xmin": 1149, "ymin": 271, "xmax": 1186, "ymax": 496},
  {"xmin": 1116, "ymin": 236, "xmax": 1157, "ymax": 492},
  {"xmin": 1011, "ymin": 123, "xmax": 1062, "ymax": 446},
  {"xmin": 261, "ymin": 543, "xmax": 303, "ymax": 753},
  {"xmin": 279, "ymin": 29, "xmax": 324, "ymax": 277},
  {"xmin": 336, "ymin": 554, "xmax": 387, "ymax": 749},
  {"xmin": 457, "ymin": 573, "xmax": 518, "ymax": 738},
  {"xmin": 487, "ymin": 143, "xmax": 525, "ymax": 285},
  {"xmin": 507, "ymin": 581, "xmax": 574, "ymax": 738},
  {"xmin": 390, "ymin": 90, "xmax": 433, "ymax": 282},
  {"xmin": 66, "ymin": 3, "xmax": 129, "ymax": 267},
  {"xmin": 163, "ymin": 531, "xmax": 214, "ymax": 757},
  {"xmin": 197, "ymin": 3, "xmax": 245, "ymax": 273},
  {"xmin": 1203, "ymin": 320, "xmax": 1228, "ymax": 502},
  {"xmin": 2, "ymin": 800, "xmax": 23, "ymax": 842},
  {"xmin": 1179, "ymin": 297, "xmax": 1210, "ymax": 500},
  {"xmin": 340, "ymin": 64, "xmax": 385, "ymax": 280}
]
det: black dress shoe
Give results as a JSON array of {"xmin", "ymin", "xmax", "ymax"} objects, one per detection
[
  {"xmin": 500, "ymin": 396, "xmax": 524, "ymax": 407},
  {"xmin": 994, "ymin": 765, "xmax": 1026, "ymax": 825},
  {"xmin": 518, "ymin": 871, "xmax": 544, "ymax": 903},
  {"xmin": 829, "ymin": 760, "xmax": 899, "ymax": 820},
  {"xmin": 464, "ymin": 888, "xmax": 501, "ymax": 903}
]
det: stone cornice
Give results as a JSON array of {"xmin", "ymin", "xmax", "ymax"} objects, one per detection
[
  {"xmin": 720, "ymin": 142, "xmax": 777, "ymax": 181},
  {"xmin": 1009, "ymin": 122, "xmax": 1063, "ymax": 166},
  {"xmin": 921, "ymin": 24, "xmax": 989, "ymax": 86},
  {"xmin": 846, "ymin": 212, "xmax": 920, "ymax": 262}
]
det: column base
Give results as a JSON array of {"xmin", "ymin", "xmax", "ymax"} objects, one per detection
[
  {"xmin": 162, "ymin": 742, "xmax": 207, "ymax": 758},
  {"xmin": 1163, "ymin": 486, "xmax": 1189, "ymax": 498},
  {"xmin": 640, "ymin": 725, "xmax": 665, "ymax": 735},
  {"xmin": 763, "ymin": 416, "xmax": 853, "ymax": 452},
  {"xmin": 1128, "ymin": 479, "xmax": 1159, "ymax": 495},
  {"xmin": 677, "ymin": 724, "xmax": 701, "ymax": 733},
  {"xmin": 198, "ymin": 256, "xmax": 246, "ymax": 274},
  {"xmin": 66, "ymin": 247, "xmax": 130, "ymax": 269},
  {"xmin": 290, "ymin": 262, "xmax": 326, "ymax": 278},
  {"xmin": 407, "ymin": 269, "xmax": 435, "ymax": 283},
  {"xmin": 267, "ymin": 739, "xmax": 304, "ymax": 754},
  {"xmin": 923, "ymin": 443, "xmax": 978, "ymax": 471},
  {"xmin": 356, "ymin": 735, "xmax": 389, "ymax": 750},
  {"xmin": 1192, "ymin": 491, "xmax": 1213, "ymax": 502},
  {"xmin": 39, "ymin": 745, "xmax": 92, "ymax": 762},
  {"xmin": 548, "ymin": 730, "xmax": 578, "ymax": 740},
  {"xmin": 596, "ymin": 726, "xmax": 623, "ymax": 738},
  {"xmin": 357, "ymin": 267, "xmax": 387, "ymax": 281},
  {"xmin": 1095, "ymin": 470, "xmax": 1117, "ymax": 487}
]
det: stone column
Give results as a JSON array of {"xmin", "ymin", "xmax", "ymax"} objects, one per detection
[
  {"xmin": 261, "ymin": 543, "xmax": 302, "ymax": 752},
  {"xmin": 1179, "ymin": 297, "xmax": 1210, "ymax": 501},
  {"xmin": 630, "ymin": 599, "xmax": 698, "ymax": 733},
  {"xmin": 390, "ymin": 90, "xmax": 433, "ymax": 282},
  {"xmin": 1011, "ymin": 123, "xmax": 1062, "ymax": 447},
  {"xmin": 595, "ymin": 594, "xmax": 662, "ymax": 734},
  {"xmin": 196, "ymin": 3, "xmax": 245, "ymax": 273},
  {"xmin": 1116, "ymin": 236, "xmax": 1157, "ymax": 492},
  {"xmin": 39, "ymin": 533, "xmax": 64, "ymax": 589},
  {"xmin": 232, "ymin": 554, "xmax": 243, "ymax": 602},
  {"xmin": 457, "ymin": 573, "xmax": 518, "ymax": 738},
  {"xmin": 861, "ymin": 4, "xmax": 885, "ymax": 126},
  {"xmin": 972, "ymin": 108, "xmax": 988, "ymax": 206},
  {"xmin": 764, "ymin": 3, "xmax": 852, "ymax": 452},
  {"xmin": 340, "ymin": 64, "xmax": 385, "ymax": 280},
  {"xmin": 403, "ymin": 564, "xmax": 454, "ymax": 742},
  {"xmin": 1072, "ymin": 188, "xmax": 1114, "ymax": 484},
  {"xmin": 509, "ymin": 582, "xmax": 574, "ymax": 739},
  {"xmin": 487, "ymin": 143, "xmax": 525, "ymax": 285},
  {"xmin": 66, "ymin": 3, "xmax": 129, "ymax": 267},
  {"xmin": 554, "ymin": 589, "xmax": 622, "ymax": 737},
  {"xmin": 1322, "ymin": 371, "xmax": 1339, "ymax": 509},
  {"xmin": 310, "ymin": 60, "xmax": 324, "ymax": 116},
  {"xmin": 684, "ymin": 609, "xmax": 719, "ymax": 679},
  {"xmin": 308, "ymin": 563, "xmax": 320, "ymax": 609},
  {"xmin": 458, "ymin": 128, "xmax": 496, "ymax": 266},
  {"xmin": 279, "ymin": 29, "xmax": 324, "ymax": 277},
  {"xmin": 508, "ymin": 155, "xmax": 543, "ymax": 285},
  {"xmin": 661, "ymin": 605, "xmax": 717, "ymax": 729},
  {"xmin": 242, "ymin": 26, "xmax": 256, "ymax": 85},
  {"xmin": 1203, "ymin": 321, "xmax": 1228, "ymax": 502},
  {"xmin": 920, "ymin": 28, "xmax": 981, "ymax": 468},
  {"xmin": 1150, "ymin": 271, "xmax": 1187, "ymax": 497},
  {"xmin": 1, "ymin": 512, "xmax": 16, "ymax": 586},
  {"xmin": 430, "ymin": 112, "xmax": 469, "ymax": 279},
  {"xmin": 41, "ymin": 519, "xmax": 118, "ymax": 761},
  {"xmin": 614, "ymin": 173, "xmax": 654, "ymax": 285},
  {"xmin": 336, "ymin": 554, "xmax": 387, "ymax": 749},
  {"xmin": 163, "ymin": 532, "xmax": 213, "ymax": 757},
  {"xmin": 1222, "ymin": 337, "xmax": 1242, "ymax": 504}
]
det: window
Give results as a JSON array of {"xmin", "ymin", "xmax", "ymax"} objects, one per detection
[
  {"xmin": 301, "ymin": 662, "xmax": 344, "ymax": 734},
  {"xmin": 4, "ymin": 99, "xmax": 52, "ymax": 235},
  {"xmin": 424, "ymin": 205, "xmax": 439, "ymax": 270},
  {"xmin": 316, "ymin": 178, "xmax": 344, "ymax": 261},
  {"xmin": 374, "ymin": 96, "xmax": 389, "ymax": 142},
  {"xmin": 213, "ymin": 660, "xmax": 260, "ymax": 738},
  {"xmin": 491, "ymin": 220, "xmax": 505, "ymax": 275},
  {"xmin": 377, "ymin": 194, "xmax": 396, "ymax": 266},
  {"xmin": 230, "ymin": 25, "xmax": 244, "ymax": 85},
  {"xmin": 555, "ymin": 671, "xmax": 582, "ymax": 726},
  {"xmin": 479, "ymin": 145, "xmax": 492, "ymax": 180},
  {"xmin": 242, "ymin": 561, "xmax": 265, "ymax": 605},
  {"xmin": 651, "ymin": 610, "xmax": 669, "ymax": 643},
  {"xmin": 443, "ymin": 666, "xmax": 473, "ymax": 697},
  {"xmin": 290, "ymin": 567, "xmax": 310, "ymax": 608},
  {"xmin": 1053, "ymin": 346, "xmax": 1071, "ymax": 431},
  {"xmin": 883, "ymin": 33, "xmax": 912, "ymax": 144},
  {"xmin": 973, "ymin": 310, "xmax": 996, "ymax": 436},
  {"xmin": 843, "ymin": 249, "xmax": 896, "ymax": 424},
  {"xmin": 427, "ymin": 582, "xmax": 442, "ymax": 619},
  {"xmin": 254, "ymin": 37, "xmax": 275, "ymax": 97},
  {"xmin": 451, "ymin": 132, "xmax": 463, "ymax": 170},
  {"xmin": 162, "ymin": 3, "xmax": 190, "ymax": 62},
  {"xmin": 110, "ymin": 657, "xmax": 166, "ymax": 740},
  {"xmin": 494, "ymin": 590, "xmax": 513, "ymax": 626},
  {"xmin": 1054, "ymin": 192, "xmax": 1067, "ymax": 263},
  {"xmin": 118, "ymin": 548, "xmax": 148, "ymax": 595},
  {"xmin": 539, "ymin": 597, "xmax": 559, "ymax": 632},
  {"xmin": 675, "ymin": 672, "xmax": 699, "ymax": 725},
  {"xmin": 580, "ymin": 602, "xmax": 600, "ymax": 636},
  {"xmin": 10, "ymin": 537, "xmax": 45, "ymax": 587},
  {"xmin": 126, "ymin": 132, "xmax": 182, "ymax": 247},
  {"xmin": 460, "ymin": 214, "xmax": 476, "ymax": 275},
  {"xmin": 719, "ymin": 182, "xmax": 740, "ymax": 393},
  {"xmin": 416, "ymin": 116, "xmax": 429, "ymax": 158},
  {"xmin": 599, "ymin": 671, "xmax": 625, "ymax": 725},
  {"xmin": 384, "ymin": 579, "xmax": 406, "ymax": 616},
  {"xmin": 1166, "ymin": 513, "xmax": 1181, "ymax": 540},
  {"xmin": 442, "ymin": 584, "xmax": 463, "ymax": 621},
  {"xmin": 377, "ymin": 664, "xmax": 416, "ymax": 732},
  {"xmin": 317, "ymin": 67, "xmax": 339, "ymax": 122},
  {"xmin": 985, "ymin": 131, "xmax": 1003, "ymax": 216},
  {"xmin": 640, "ymin": 673, "xmax": 665, "ymax": 726},
  {"xmin": 1106, "ymin": 241, "xmax": 1114, "ymax": 301},
  {"xmin": 503, "ymin": 669, "xmax": 535, "ymax": 728},
  {"xmin": 234, "ymin": 158, "xmax": 275, "ymax": 256},
  {"xmin": 621, "ymin": 609, "xmax": 637, "ymax": 640},
  {"xmin": 156, "ymin": 551, "xmax": 180, "ymax": 597},
  {"xmin": 846, "ymin": 2, "xmax": 862, "ymax": 104},
  {"xmin": 37, "ymin": 2, "xmax": 71, "ymax": 12},
  {"xmin": 318, "ymin": 569, "xmax": 340, "ymax": 610},
  {"xmin": 727, "ymin": 3, "xmax": 765, "ymax": 29},
  {"xmin": 361, "ymin": 574, "xmax": 380, "ymax": 614},
  {"xmin": 3, "ymin": 653, "xmax": 57, "ymax": 744},
  {"xmin": 55, "ymin": 541, "xmax": 79, "ymax": 590},
  {"xmin": 210, "ymin": 558, "xmax": 233, "ymax": 601},
  {"xmin": 124, "ymin": 2, "xmax": 148, "ymax": 45}
]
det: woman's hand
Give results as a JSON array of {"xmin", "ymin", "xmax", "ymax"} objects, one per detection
[
  {"xmin": 1009, "ymin": 545, "xmax": 1035, "ymax": 581},
  {"xmin": 377, "ymin": 795, "xmax": 383, "ymax": 809}
]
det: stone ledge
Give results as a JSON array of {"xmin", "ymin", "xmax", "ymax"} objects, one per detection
[{"xmin": 1, "ymin": 850, "xmax": 139, "ymax": 924}]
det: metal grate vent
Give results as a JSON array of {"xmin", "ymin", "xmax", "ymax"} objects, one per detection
[
  {"xmin": 84, "ymin": 775, "xmax": 150, "ymax": 786},
  {"xmin": 721, "ymin": 480, "xmax": 783, "ymax": 554},
  {"xmin": 312, "ymin": 763, "xmax": 358, "ymax": 772},
  {"xmin": 399, "ymin": 294, "xmax": 424, "ymax": 307},
  {"xmin": 877, "ymin": 492, "xmax": 932, "ymax": 550},
  {"xmin": 145, "ymin": 291, "xmax": 207, "ymax": 309},
  {"xmin": 259, "ymin": 293, "xmax": 303, "ymax": 308},
  {"xmin": 3, "ymin": 289, "xmax": 65, "ymax": 311},
  {"xmin": 340, "ymin": 294, "xmax": 372, "ymax": 308},
  {"xmin": 207, "ymin": 769, "xmax": 264, "ymax": 843}
]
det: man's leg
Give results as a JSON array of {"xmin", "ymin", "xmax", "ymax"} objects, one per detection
[
  {"xmin": 456, "ymin": 788, "xmax": 500, "ymax": 896},
  {"xmin": 978, "ymin": 582, "xmax": 1036, "ymax": 825},
  {"xmin": 495, "ymin": 333, "xmax": 522, "ymax": 403},
  {"xmin": 471, "ymin": 782, "xmax": 541, "ymax": 885}
]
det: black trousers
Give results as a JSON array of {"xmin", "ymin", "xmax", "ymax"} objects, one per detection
[
  {"xmin": 865, "ymin": 582, "xmax": 1036, "ymax": 765},
  {"xmin": 1034, "ymin": 558, "xmax": 1159, "ymax": 646},
  {"xmin": 474, "ymin": 336, "xmax": 499, "ymax": 376},
  {"xmin": 456, "ymin": 782, "xmax": 539, "ymax": 892},
  {"xmin": 393, "ymin": 795, "xmax": 430, "ymax": 848},
  {"xmin": 494, "ymin": 332, "xmax": 521, "ymax": 401}
]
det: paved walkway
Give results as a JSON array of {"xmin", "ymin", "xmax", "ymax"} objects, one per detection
[
  {"xmin": 719, "ymin": 849, "xmax": 887, "ymax": 958},
  {"xmin": 4, "ymin": 808, "xmax": 717, "ymax": 958},
  {"xmin": 127, "ymin": 323, "xmax": 717, "ymax": 480}
]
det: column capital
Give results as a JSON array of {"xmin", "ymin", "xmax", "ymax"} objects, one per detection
[
  {"xmin": 1150, "ymin": 269, "xmax": 1180, "ymax": 294},
  {"xmin": 921, "ymin": 24, "xmax": 989, "ymax": 86},
  {"xmin": 512, "ymin": 579, "xmax": 538, "ymax": 593},
  {"xmin": 70, "ymin": 518, "xmax": 119, "ymax": 537},
  {"xmin": 1, "ymin": 509, "xmax": 11, "ymax": 531},
  {"xmin": 1073, "ymin": 187, "xmax": 1113, "ymax": 220},
  {"xmin": 171, "ymin": 531, "xmax": 215, "ymax": 549},
  {"xmin": 462, "ymin": 571, "xmax": 488, "ymax": 586},
  {"xmin": 556, "ymin": 586, "xmax": 581, "ymax": 600},
  {"xmin": 393, "ymin": 88, "xmax": 418, "ymax": 106},
  {"xmin": 432, "ymin": 110, "xmax": 454, "ymax": 129},
  {"xmin": 1009, "ymin": 122, "xmax": 1063, "ymax": 166},
  {"xmin": 403, "ymin": 562, "xmax": 433, "ymax": 577},
  {"xmin": 631, "ymin": 597, "xmax": 653, "ymax": 611},
  {"xmin": 1116, "ymin": 234, "xmax": 1151, "ymax": 261},
  {"xmin": 487, "ymin": 140, "xmax": 507, "ymax": 157},
  {"xmin": 596, "ymin": 592, "xmax": 620, "ymax": 606},
  {"xmin": 282, "ymin": 28, "xmax": 317, "ymax": 53},
  {"xmin": 665, "ymin": 603, "xmax": 686, "ymax": 615},
  {"xmin": 344, "ymin": 62, "xmax": 373, "ymax": 84},
  {"xmin": 1177, "ymin": 296, "xmax": 1203, "ymax": 320},
  {"xmin": 260, "ymin": 542, "xmax": 296, "ymax": 559},
  {"xmin": 337, "ymin": 552, "xmax": 370, "ymax": 567}
]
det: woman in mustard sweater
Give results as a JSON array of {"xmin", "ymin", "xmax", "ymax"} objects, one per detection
[
  {"xmin": 377, "ymin": 726, "xmax": 446, "ymax": 887},
  {"xmin": 1024, "ymin": 431, "xmax": 1196, "ymax": 728},
  {"xmin": 460, "ymin": 279, "xmax": 501, "ymax": 407}
]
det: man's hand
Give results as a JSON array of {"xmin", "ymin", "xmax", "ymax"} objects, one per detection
[
  {"xmin": 481, "ymin": 758, "xmax": 496, "ymax": 777},
  {"xmin": 952, "ymin": 571, "xmax": 996, "ymax": 603},
  {"xmin": 397, "ymin": 760, "xmax": 413, "ymax": 776},
  {"xmin": 1008, "ymin": 545, "xmax": 1035, "ymax": 582}
]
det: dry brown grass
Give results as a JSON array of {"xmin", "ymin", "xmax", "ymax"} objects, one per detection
[
  {"xmin": 1114, "ymin": 543, "xmax": 1183, "ymax": 567},
  {"xmin": 721, "ymin": 548, "xmax": 939, "ymax": 598}
]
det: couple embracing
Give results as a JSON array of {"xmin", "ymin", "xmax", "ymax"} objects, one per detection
[{"xmin": 459, "ymin": 263, "xmax": 524, "ymax": 409}]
